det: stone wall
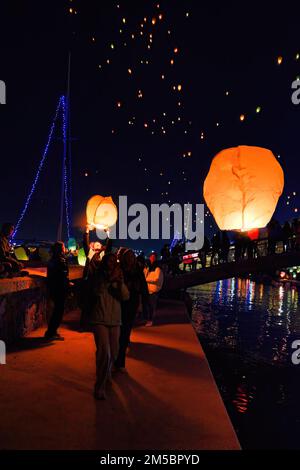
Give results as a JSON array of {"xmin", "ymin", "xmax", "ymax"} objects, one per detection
[{"xmin": 0, "ymin": 273, "xmax": 82, "ymax": 346}]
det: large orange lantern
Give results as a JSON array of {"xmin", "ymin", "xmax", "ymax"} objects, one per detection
[
  {"xmin": 203, "ymin": 146, "xmax": 284, "ymax": 231},
  {"xmin": 86, "ymin": 195, "xmax": 118, "ymax": 230}
]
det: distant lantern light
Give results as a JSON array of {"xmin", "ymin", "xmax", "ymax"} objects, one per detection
[
  {"xmin": 128, "ymin": 68, "xmax": 132, "ymax": 74},
  {"xmin": 69, "ymin": 7, "xmax": 73, "ymax": 13},
  {"xmin": 203, "ymin": 145, "xmax": 284, "ymax": 231},
  {"xmin": 152, "ymin": 17, "xmax": 157, "ymax": 25},
  {"xmin": 277, "ymin": 56, "xmax": 283, "ymax": 65},
  {"xmin": 86, "ymin": 195, "xmax": 118, "ymax": 230},
  {"xmin": 177, "ymin": 84, "xmax": 182, "ymax": 91},
  {"xmin": 68, "ymin": 238, "xmax": 77, "ymax": 252},
  {"xmin": 296, "ymin": 53, "xmax": 300, "ymax": 60},
  {"xmin": 240, "ymin": 114, "xmax": 245, "ymax": 121},
  {"xmin": 110, "ymin": 43, "xmax": 115, "ymax": 49},
  {"xmin": 170, "ymin": 59, "xmax": 174, "ymax": 65},
  {"xmin": 117, "ymin": 101, "xmax": 122, "ymax": 107},
  {"xmin": 225, "ymin": 90, "xmax": 229, "ymax": 96},
  {"xmin": 256, "ymin": 106, "xmax": 261, "ymax": 113},
  {"xmin": 122, "ymin": 18, "xmax": 126, "ymax": 23},
  {"xmin": 78, "ymin": 248, "xmax": 87, "ymax": 267},
  {"xmin": 159, "ymin": 14, "xmax": 163, "ymax": 20},
  {"xmin": 174, "ymin": 47, "xmax": 179, "ymax": 54}
]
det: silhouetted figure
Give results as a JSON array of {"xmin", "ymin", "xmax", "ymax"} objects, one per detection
[
  {"xmin": 170, "ymin": 242, "xmax": 182, "ymax": 275},
  {"xmin": 160, "ymin": 243, "xmax": 171, "ymax": 274},
  {"xmin": 45, "ymin": 242, "xmax": 69, "ymax": 341},
  {"xmin": 267, "ymin": 219, "xmax": 282, "ymax": 255},
  {"xmin": 220, "ymin": 231, "xmax": 230, "ymax": 263},
  {"xmin": 0, "ymin": 223, "xmax": 23, "ymax": 274},
  {"xmin": 198, "ymin": 236, "xmax": 210, "ymax": 269},
  {"xmin": 291, "ymin": 218, "xmax": 300, "ymax": 251},
  {"xmin": 211, "ymin": 232, "xmax": 221, "ymax": 266},
  {"xmin": 115, "ymin": 249, "xmax": 148, "ymax": 370},
  {"xmin": 234, "ymin": 231, "xmax": 245, "ymax": 262},
  {"xmin": 88, "ymin": 253, "xmax": 129, "ymax": 400},
  {"xmin": 282, "ymin": 221, "xmax": 292, "ymax": 252}
]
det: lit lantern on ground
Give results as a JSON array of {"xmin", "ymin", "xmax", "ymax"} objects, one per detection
[
  {"xmin": 86, "ymin": 195, "xmax": 118, "ymax": 230},
  {"xmin": 67, "ymin": 237, "xmax": 77, "ymax": 252},
  {"xmin": 203, "ymin": 146, "xmax": 284, "ymax": 231},
  {"xmin": 78, "ymin": 247, "xmax": 86, "ymax": 267}
]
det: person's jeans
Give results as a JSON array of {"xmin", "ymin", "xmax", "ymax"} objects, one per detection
[
  {"xmin": 46, "ymin": 291, "xmax": 66, "ymax": 336},
  {"xmin": 115, "ymin": 303, "xmax": 138, "ymax": 368},
  {"xmin": 92, "ymin": 325, "xmax": 120, "ymax": 392},
  {"xmin": 143, "ymin": 292, "xmax": 158, "ymax": 321}
]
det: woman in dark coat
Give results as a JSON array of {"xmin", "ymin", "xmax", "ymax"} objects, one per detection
[
  {"xmin": 115, "ymin": 249, "xmax": 148, "ymax": 370},
  {"xmin": 45, "ymin": 242, "xmax": 69, "ymax": 341}
]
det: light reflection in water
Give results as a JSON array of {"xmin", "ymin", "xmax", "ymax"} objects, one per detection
[{"xmin": 189, "ymin": 279, "xmax": 300, "ymax": 439}]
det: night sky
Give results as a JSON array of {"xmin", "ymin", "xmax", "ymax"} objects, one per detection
[{"xmin": 1, "ymin": 1, "xmax": 300, "ymax": 252}]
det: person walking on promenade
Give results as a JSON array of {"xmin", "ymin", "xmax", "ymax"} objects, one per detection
[
  {"xmin": 115, "ymin": 249, "xmax": 148, "ymax": 371},
  {"xmin": 0, "ymin": 223, "xmax": 24, "ymax": 274},
  {"xmin": 144, "ymin": 252, "xmax": 164, "ymax": 326},
  {"xmin": 44, "ymin": 242, "xmax": 70, "ymax": 341},
  {"xmin": 88, "ymin": 253, "xmax": 129, "ymax": 400},
  {"xmin": 80, "ymin": 225, "xmax": 112, "ymax": 329},
  {"xmin": 282, "ymin": 221, "xmax": 292, "ymax": 252}
]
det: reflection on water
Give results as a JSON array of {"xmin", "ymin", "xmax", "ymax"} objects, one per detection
[{"xmin": 189, "ymin": 279, "xmax": 300, "ymax": 449}]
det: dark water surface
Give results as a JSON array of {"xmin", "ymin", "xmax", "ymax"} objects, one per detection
[{"xmin": 189, "ymin": 279, "xmax": 300, "ymax": 449}]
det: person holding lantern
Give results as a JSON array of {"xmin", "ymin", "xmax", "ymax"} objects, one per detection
[
  {"xmin": 88, "ymin": 253, "xmax": 129, "ymax": 400},
  {"xmin": 79, "ymin": 224, "xmax": 112, "ymax": 329}
]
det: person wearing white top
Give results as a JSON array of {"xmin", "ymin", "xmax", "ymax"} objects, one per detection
[{"xmin": 143, "ymin": 252, "xmax": 164, "ymax": 326}]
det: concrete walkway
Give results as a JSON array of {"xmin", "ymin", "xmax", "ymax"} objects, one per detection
[{"xmin": 0, "ymin": 301, "xmax": 240, "ymax": 450}]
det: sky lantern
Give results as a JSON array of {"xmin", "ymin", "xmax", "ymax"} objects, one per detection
[
  {"xmin": 203, "ymin": 146, "xmax": 284, "ymax": 231},
  {"xmin": 86, "ymin": 195, "xmax": 118, "ymax": 230}
]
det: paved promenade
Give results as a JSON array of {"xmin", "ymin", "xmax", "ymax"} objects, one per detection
[{"xmin": 0, "ymin": 300, "xmax": 240, "ymax": 450}]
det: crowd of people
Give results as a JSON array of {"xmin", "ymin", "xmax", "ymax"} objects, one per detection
[
  {"xmin": 1, "ymin": 217, "xmax": 300, "ymax": 399},
  {"xmin": 45, "ymin": 225, "xmax": 164, "ymax": 401},
  {"xmin": 159, "ymin": 218, "xmax": 300, "ymax": 272}
]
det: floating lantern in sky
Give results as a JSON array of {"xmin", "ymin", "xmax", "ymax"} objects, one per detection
[
  {"xmin": 256, "ymin": 106, "xmax": 261, "ymax": 113},
  {"xmin": 203, "ymin": 146, "xmax": 284, "ymax": 231},
  {"xmin": 277, "ymin": 55, "xmax": 283, "ymax": 65},
  {"xmin": 240, "ymin": 114, "xmax": 245, "ymax": 121},
  {"xmin": 86, "ymin": 195, "xmax": 118, "ymax": 230}
]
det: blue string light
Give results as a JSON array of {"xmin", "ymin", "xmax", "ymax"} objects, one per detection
[
  {"xmin": 13, "ymin": 96, "xmax": 63, "ymax": 239},
  {"xmin": 61, "ymin": 96, "xmax": 71, "ymax": 240}
]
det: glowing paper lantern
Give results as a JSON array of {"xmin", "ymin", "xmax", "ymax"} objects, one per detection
[
  {"xmin": 86, "ymin": 195, "xmax": 118, "ymax": 230},
  {"xmin": 67, "ymin": 238, "xmax": 77, "ymax": 252},
  {"xmin": 203, "ymin": 146, "xmax": 284, "ymax": 231},
  {"xmin": 78, "ymin": 248, "xmax": 87, "ymax": 267}
]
